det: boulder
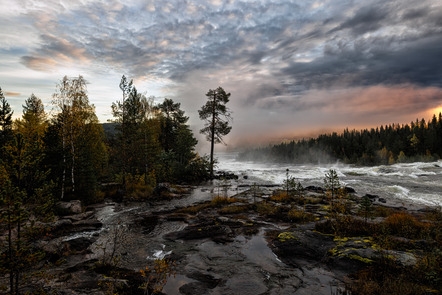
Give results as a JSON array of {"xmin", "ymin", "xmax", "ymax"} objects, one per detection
[
  {"xmin": 56, "ymin": 200, "xmax": 82, "ymax": 215},
  {"xmin": 364, "ymin": 194, "xmax": 379, "ymax": 200},
  {"xmin": 344, "ymin": 186, "xmax": 356, "ymax": 194},
  {"xmin": 64, "ymin": 211, "xmax": 95, "ymax": 222},
  {"xmin": 384, "ymin": 250, "xmax": 418, "ymax": 267},
  {"xmin": 63, "ymin": 237, "xmax": 95, "ymax": 253},
  {"xmin": 270, "ymin": 230, "xmax": 335, "ymax": 267}
]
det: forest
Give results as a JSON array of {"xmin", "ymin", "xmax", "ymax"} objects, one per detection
[
  {"xmin": 0, "ymin": 75, "xmax": 214, "ymax": 206},
  {"xmin": 0, "ymin": 75, "xmax": 218, "ymax": 293},
  {"xmin": 239, "ymin": 114, "xmax": 442, "ymax": 165}
]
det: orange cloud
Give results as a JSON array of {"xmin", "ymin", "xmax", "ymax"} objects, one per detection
[
  {"xmin": 5, "ymin": 92, "xmax": 20, "ymax": 96},
  {"xmin": 21, "ymin": 56, "xmax": 58, "ymax": 72}
]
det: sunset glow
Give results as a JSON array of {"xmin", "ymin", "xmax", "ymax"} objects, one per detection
[{"xmin": 430, "ymin": 106, "xmax": 442, "ymax": 117}]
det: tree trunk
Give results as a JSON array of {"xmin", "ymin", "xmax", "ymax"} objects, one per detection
[
  {"xmin": 70, "ymin": 118, "xmax": 75, "ymax": 193},
  {"xmin": 210, "ymin": 96, "xmax": 216, "ymax": 179},
  {"xmin": 8, "ymin": 205, "xmax": 13, "ymax": 295},
  {"xmin": 61, "ymin": 113, "xmax": 66, "ymax": 200},
  {"xmin": 15, "ymin": 219, "xmax": 20, "ymax": 295}
]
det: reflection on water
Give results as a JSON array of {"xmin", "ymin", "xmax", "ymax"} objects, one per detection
[
  {"xmin": 162, "ymin": 274, "xmax": 196, "ymax": 295},
  {"xmin": 241, "ymin": 231, "xmax": 284, "ymax": 273}
]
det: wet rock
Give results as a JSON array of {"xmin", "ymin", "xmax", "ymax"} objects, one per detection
[
  {"xmin": 63, "ymin": 237, "xmax": 95, "ymax": 253},
  {"xmin": 154, "ymin": 183, "xmax": 171, "ymax": 195},
  {"xmin": 326, "ymin": 237, "xmax": 378, "ymax": 273},
  {"xmin": 134, "ymin": 214, "xmax": 158, "ymax": 234},
  {"xmin": 65, "ymin": 270, "xmax": 102, "ymax": 291},
  {"xmin": 56, "ymin": 200, "xmax": 82, "ymax": 215},
  {"xmin": 224, "ymin": 272, "xmax": 267, "ymax": 295},
  {"xmin": 215, "ymin": 216, "xmax": 243, "ymax": 228},
  {"xmin": 51, "ymin": 214, "xmax": 102, "ymax": 237},
  {"xmin": 270, "ymin": 230, "xmax": 334, "ymax": 267},
  {"xmin": 214, "ymin": 171, "xmax": 239, "ymax": 180},
  {"xmin": 53, "ymin": 219, "xmax": 74, "ymax": 232},
  {"xmin": 364, "ymin": 193, "xmax": 379, "ymax": 200},
  {"xmin": 378, "ymin": 197, "xmax": 387, "ymax": 203},
  {"xmin": 344, "ymin": 186, "xmax": 356, "ymax": 194},
  {"xmin": 165, "ymin": 225, "xmax": 233, "ymax": 243},
  {"xmin": 166, "ymin": 213, "xmax": 191, "ymax": 222},
  {"xmin": 187, "ymin": 271, "xmax": 222, "ymax": 288},
  {"xmin": 72, "ymin": 219, "xmax": 103, "ymax": 231},
  {"xmin": 385, "ymin": 250, "xmax": 417, "ymax": 267},
  {"xmin": 64, "ymin": 211, "xmax": 95, "ymax": 222},
  {"xmin": 179, "ymin": 282, "xmax": 209, "ymax": 295},
  {"xmin": 305, "ymin": 186, "xmax": 324, "ymax": 193},
  {"xmin": 179, "ymin": 271, "xmax": 222, "ymax": 294}
]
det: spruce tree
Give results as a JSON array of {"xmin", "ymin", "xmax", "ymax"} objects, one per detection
[{"xmin": 0, "ymin": 88, "xmax": 14, "ymax": 156}]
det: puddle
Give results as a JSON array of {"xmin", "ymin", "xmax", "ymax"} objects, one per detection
[
  {"xmin": 241, "ymin": 231, "xmax": 285, "ymax": 273},
  {"xmin": 162, "ymin": 274, "xmax": 196, "ymax": 295}
]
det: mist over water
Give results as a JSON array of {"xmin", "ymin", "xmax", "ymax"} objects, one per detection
[{"xmin": 216, "ymin": 153, "xmax": 442, "ymax": 207}]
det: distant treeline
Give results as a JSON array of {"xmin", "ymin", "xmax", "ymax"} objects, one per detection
[{"xmin": 239, "ymin": 113, "xmax": 442, "ymax": 165}]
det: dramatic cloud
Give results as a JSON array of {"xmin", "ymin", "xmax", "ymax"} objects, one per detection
[{"xmin": 1, "ymin": 0, "xmax": 441, "ymax": 149}]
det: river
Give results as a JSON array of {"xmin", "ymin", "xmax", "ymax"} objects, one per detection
[
  {"xmin": 74, "ymin": 154, "xmax": 441, "ymax": 294},
  {"xmin": 217, "ymin": 152, "xmax": 442, "ymax": 208}
]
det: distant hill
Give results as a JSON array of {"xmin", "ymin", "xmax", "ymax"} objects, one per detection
[{"xmin": 101, "ymin": 122, "xmax": 117, "ymax": 136}]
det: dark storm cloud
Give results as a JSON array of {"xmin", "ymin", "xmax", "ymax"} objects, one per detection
[
  {"xmin": 282, "ymin": 34, "xmax": 442, "ymax": 92},
  {"xmin": 331, "ymin": 4, "xmax": 389, "ymax": 35}
]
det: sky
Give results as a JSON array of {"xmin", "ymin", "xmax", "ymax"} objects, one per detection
[{"xmin": 1, "ymin": 0, "xmax": 442, "ymax": 150}]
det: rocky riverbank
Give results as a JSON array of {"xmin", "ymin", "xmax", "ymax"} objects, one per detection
[{"xmin": 4, "ymin": 183, "xmax": 441, "ymax": 295}]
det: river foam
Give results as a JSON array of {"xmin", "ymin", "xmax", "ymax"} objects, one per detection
[{"xmin": 216, "ymin": 153, "xmax": 442, "ymax": 207}]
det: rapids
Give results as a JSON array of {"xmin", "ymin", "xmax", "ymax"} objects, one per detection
[{"xmin": 217, "ymin": 152, "xmax": 442, "ymax": 207}]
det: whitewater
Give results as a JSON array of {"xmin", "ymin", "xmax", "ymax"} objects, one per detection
[{"xmin": 216, "ymin": 153, "xmax": 442, "ymax": 208}]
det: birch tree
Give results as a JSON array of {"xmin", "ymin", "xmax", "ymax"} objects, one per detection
[{"xmin": 52, "ymin": 75, "xmax": 103, "ymax": 199}]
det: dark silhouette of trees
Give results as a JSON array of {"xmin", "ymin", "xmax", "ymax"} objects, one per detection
[
  {"xmin": 110, "ymin": 76, "xmax": 209, "ymax": 197},
  {"xmin": 0, "ymin": 89, "xmax": 54, "ymax": 295},
  {"xmin": 198, "ymin": 87, "xmax": 232, "ymax": 178}
]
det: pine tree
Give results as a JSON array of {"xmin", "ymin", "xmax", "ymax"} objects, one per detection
[
  {"xmin": 0, "ymin": 88, "xmax": 14, "ymax": 158},
  {"xmin": 198, "ymin": 87, "xmax": 232, "ymax": 178},
  {"xmin": 359, "ymin": 195, "xmax": 373, "ymax": 223}
]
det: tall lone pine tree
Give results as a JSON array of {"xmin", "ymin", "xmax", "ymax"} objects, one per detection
[{"xmin": 198, "ymin": 87, "xmax": 232, "ymax": 178}]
